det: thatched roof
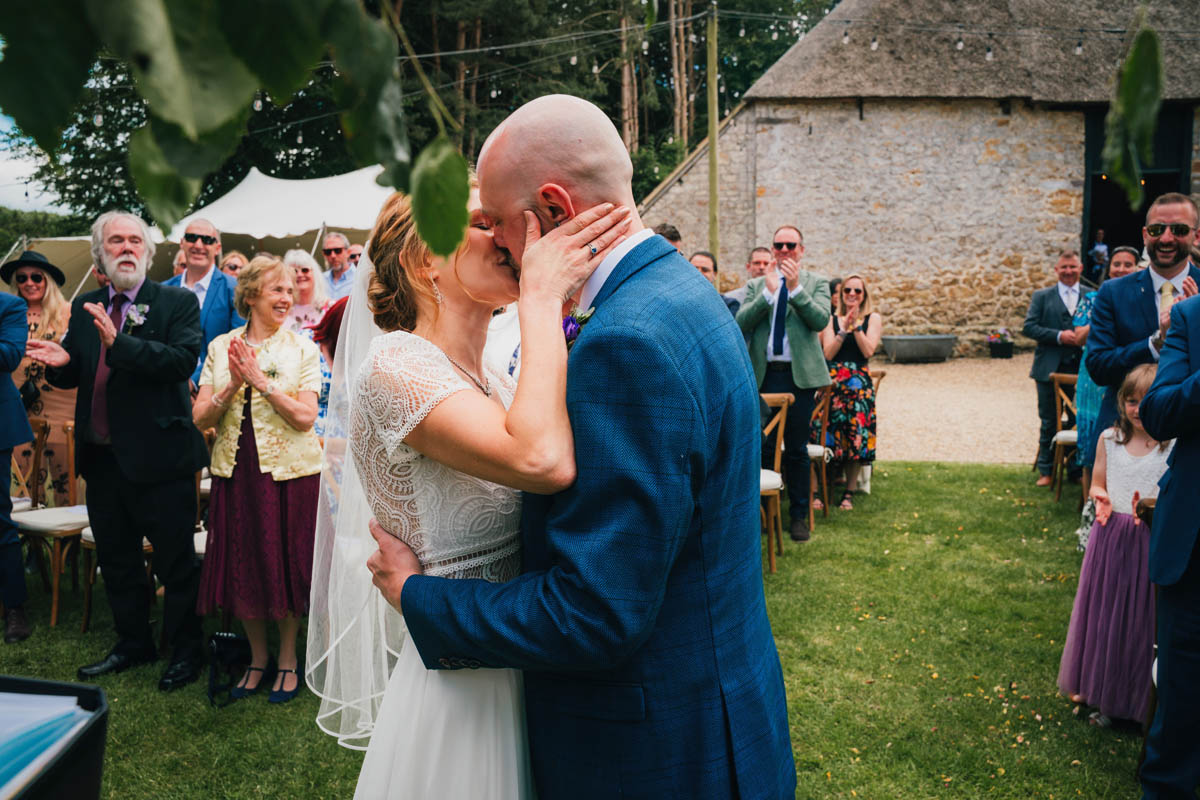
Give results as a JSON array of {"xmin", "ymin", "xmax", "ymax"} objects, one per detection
[{"xmin": 745, "ymin": 0, "xmax": 1200, "ymax": 104}]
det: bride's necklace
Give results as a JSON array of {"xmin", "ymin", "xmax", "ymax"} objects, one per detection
[{"xmin": 443, "ymin": 352, "xmax": 491, "ymax": 397}]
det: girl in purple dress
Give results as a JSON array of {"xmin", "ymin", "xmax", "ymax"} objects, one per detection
[{"xmin": 1058, "ymin": 364, "xmax": 1173, "ymax": 727}]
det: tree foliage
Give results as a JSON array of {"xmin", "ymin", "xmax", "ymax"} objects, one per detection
[
  {"xmin": 0, "ymin": 208, "xmax": 90, "ymax": 258},
  {"xmin": 1, "ymin": 0, "xmax": 836, "ymax": 252}
]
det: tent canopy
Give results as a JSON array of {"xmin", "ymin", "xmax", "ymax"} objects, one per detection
[{"xmin": 168, "ymin": 165, "xmax": 394, "ymax": 241}]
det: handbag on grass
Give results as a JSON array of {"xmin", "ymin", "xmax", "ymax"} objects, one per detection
[{"xmin": 207, "ymin": 631, "xmax": 251, "ymax": 708}]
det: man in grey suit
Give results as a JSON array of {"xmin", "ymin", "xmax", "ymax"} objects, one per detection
[
  {"xmin": 736, "ymin": 225, "xmax": 830, "ymax": 540},
  {"xmin": 1022, "ymin": 250, "xmax": 1084, "ymax": 486}
]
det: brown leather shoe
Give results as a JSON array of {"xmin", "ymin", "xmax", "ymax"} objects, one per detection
[{"xmin": 4, "ymin": 606, "xmax": 31, "ymax": 644}]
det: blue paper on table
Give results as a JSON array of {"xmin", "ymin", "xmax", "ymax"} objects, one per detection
[{"xmin": 0, "ymin": 692, "xmax": 93, "ymax": 790}]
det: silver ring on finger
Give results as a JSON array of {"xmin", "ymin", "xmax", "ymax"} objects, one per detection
[{"xmin": 589, "ymin": 242, "xmax": 598, "ymax": 255}]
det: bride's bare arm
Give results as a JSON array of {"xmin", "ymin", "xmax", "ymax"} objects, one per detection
[{"xmin": 404, "ymin": 204, "xmax": 631, "ymax": 494}]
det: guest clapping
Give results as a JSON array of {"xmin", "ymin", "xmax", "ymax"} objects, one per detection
[
  {"xmin": 4, "ymin": 251, "xmax": 77, "ymax": 506},
  {"xmin": 814, "ymin": 274, "xmax": 881, "ymax": 510},
  {"xmin": 193, "ymin": 255, "xmax": 323, "ymax": 703}
]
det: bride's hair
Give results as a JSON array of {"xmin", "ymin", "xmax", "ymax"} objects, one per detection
[
  {"xmin": 367, "ymin": 171, "xmax": 481, "ymax": 332},
  {"xmin": 367, "ymin": 193, "xmax": 436, "ymax": 332}
]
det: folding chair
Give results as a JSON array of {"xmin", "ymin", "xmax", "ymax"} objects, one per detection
[
  {"xmin": 806, "ymin": 386, "xmax": 833, "ymax": 531},
  {"xmin": 760, "ymin": 393, "xmax": 792, "ymax": 573},
  {"xmin": 1049, "ymin": 372, "xmax": 1079, "ymax": 502}
]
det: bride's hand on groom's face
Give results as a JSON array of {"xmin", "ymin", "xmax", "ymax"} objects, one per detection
[
  {"xmin": 518, "ymin": 203, "xmax": 632, "ymax": 304},
  {"xmin": 367, "ymin": 518, "xmax": 423, "ymax": 613}
]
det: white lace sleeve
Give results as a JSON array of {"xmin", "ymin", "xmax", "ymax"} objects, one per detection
[{"xmin": 353, "ymin": 331, "xmax": 471, "ymax": 462}]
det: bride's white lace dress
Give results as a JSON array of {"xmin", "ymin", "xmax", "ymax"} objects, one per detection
[{"xmin": 350, "ymin": 330, "xmax": 531, "ymax": 799}]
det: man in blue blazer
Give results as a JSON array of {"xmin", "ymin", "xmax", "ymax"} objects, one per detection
[
  {"xmin": 162, "ymin": 219, "xmax": 243, "ymax": 388},
  {"xmin": 0, "ymin": 285, "xmax": 33, "ymax": 643},
  {"xmin": 369, "ymin": 95, "xmax": 795, "ymax": 798},
  {"xmin": 1138, "ymin": 295, "xmax": 1200, "ymax": 798},
  {"xmin": 1087, "ymin": 193, "xmax": 1200, "ymax": 445}
]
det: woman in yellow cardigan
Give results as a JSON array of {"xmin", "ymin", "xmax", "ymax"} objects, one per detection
[{"xmin": 193, "ymin": 254, "xmax": 322, "ymax": 703}]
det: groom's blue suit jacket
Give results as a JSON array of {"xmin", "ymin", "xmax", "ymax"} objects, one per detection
[{"xmin": 402, "ymin": 235, "xmax": 796, "ymax": 798}]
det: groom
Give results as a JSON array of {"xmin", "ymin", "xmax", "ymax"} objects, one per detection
[{"xmin": 369, "ymin": 95, "xmax": 795, "ymax": 798}]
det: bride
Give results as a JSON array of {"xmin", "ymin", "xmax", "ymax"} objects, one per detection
[{"xmin": 306, "ymin": 179, "xmax": 630, "ymax": 798}]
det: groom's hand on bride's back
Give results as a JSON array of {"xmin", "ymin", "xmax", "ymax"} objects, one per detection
[{"xmin": 367, "ymin": 519, "xmax": 423, "ymax": 613}]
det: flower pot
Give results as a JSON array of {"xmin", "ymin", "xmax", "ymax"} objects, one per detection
[{"xmin": 988, "ymin": 341, "xmax": 1014, "ymax": 359}]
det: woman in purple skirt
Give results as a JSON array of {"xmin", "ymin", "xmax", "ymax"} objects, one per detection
[
  {"xmin": 1058, "ymin": 364, "xmax": 1174, "ymax": 727},
  {"xmin": 193, "ymin": 254, "xmax": 323, "ymax": 703}
]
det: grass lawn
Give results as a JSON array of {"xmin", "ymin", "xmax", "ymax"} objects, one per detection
[{"xmin": 0, "ymin": 462, "xmax": 1142, "ymax": 798}]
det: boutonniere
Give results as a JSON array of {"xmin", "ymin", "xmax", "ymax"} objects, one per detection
[
  {"xmin": 123, "ymin": 304, "xmax": 149, "ymax": 334},
  {"xmin": 563, "ymin": 306, "xmax": 595, "ymax": 351}
]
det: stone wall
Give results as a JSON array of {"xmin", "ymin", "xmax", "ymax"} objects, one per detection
[{"xmin": 641, "ymin": 98, "xmax": 1093, "ymax": 354}]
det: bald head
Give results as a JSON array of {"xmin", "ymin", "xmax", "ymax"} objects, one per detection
[{"xmin": 478, "ymin": 94, "xmax": 643, "ymax": 265}]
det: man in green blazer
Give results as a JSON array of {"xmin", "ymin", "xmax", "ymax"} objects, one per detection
[{"xmin": 736, "ymin": 225, "xmax": 831, "ymax": 541}]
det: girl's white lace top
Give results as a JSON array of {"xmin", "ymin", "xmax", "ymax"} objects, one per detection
[
  {"xmin": 350, "ymin": 331, "xmax": 521, "ymax": 581},
  {"xmin": 1101, "ymin": 427, "xmax": 1175, "ymax": 516}
]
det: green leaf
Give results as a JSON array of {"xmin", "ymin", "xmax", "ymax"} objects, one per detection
[
  {"xmin": 411, "ymin": 136, "xmax": 469, "ymax": 256},
  {"xmin": 219, "ymin": 0, "xmax": 332, "ymax": 103},
  {"xmin": 84, "ymin": 0, "xmax": 258, "ymax": 138},
  {"xmin": 128, "ymin": 125, "xmax": 203, "ymax": 227},
  {"xmin": 1101, "ymin": 12, "xmax": 1163, "ymax": 211},
  {"xmin": 148, "ymin": 108, "xmax": 250, "ymax": 178},
  {"xmin": 0, "ymin": 1, "xmax": 99, "ymax": 154},
  {"xmin": 373, "ymin": 78, "xmax": 411, "ymax": 193}
]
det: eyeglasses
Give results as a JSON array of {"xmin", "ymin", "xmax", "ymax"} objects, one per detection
[
  {"xmin": 224, "ymin": 263, "xmax": 241, "ymax": 272},
  {"xmin": 1146, "ymin": 223, "xmax": 1196, "ymax": 237},
  {"xmin": 296, "ymin": 267, "xmax": 313, "ymax": 275},
  {"xmin": 348, "ymin": 253, "xmax": 360, "ymax": 263},
  {"xmin": 772, "ymin": 241, "xmax": 799, "ymax": 251},
  {"xmin": 183, "ymin": 232, "xmax": 218, "ymax": 245},
  {"xmin": 842, "ymin": 287, "xmax": 864, "ymax": 295},
  {"xmin": 15, "ymin": 273, "xmax": 44, "ymax": 285},
  {"xmin": 323, "ymin": 247, "xmax": 345, "ymax": 256}
]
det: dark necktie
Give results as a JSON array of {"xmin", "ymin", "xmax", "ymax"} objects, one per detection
[
  {"xmin": 90, "ymin": 293, "xmax": 127, "ymax": 441},
  {"xmin": 772, "ymin": 283, "xmax": 788, "ymax": 356}
]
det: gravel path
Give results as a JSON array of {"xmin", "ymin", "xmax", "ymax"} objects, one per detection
[{"xmin": 873, "ymin": 352, "xmax": 1039, "ymax": 464}]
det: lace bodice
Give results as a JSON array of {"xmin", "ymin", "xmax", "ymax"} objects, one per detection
[
  {"xmin": 1101, "ymin": 428, "xmax": 1175, "ymax": 515},
  {"xmin": 350, "ymin": 331, "xmax": 521, "ymax": 581}
]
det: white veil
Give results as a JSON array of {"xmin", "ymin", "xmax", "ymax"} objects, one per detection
[{"xmin": 305, "ymin": 249, "xmax": 407, "ymax": 750}]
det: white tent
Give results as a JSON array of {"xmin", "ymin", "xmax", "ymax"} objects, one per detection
[{"xmin": 168, "ymin": 165, "xmax": 394, "ymax": 242}]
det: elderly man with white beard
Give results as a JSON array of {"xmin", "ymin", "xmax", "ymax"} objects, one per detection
[{"xmin": 28, "ymin": 210, "xmax": 210, "ymax": 691}]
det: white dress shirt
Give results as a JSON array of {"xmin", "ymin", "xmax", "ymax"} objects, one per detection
[
  {"xmin": 1057, "ymin": 281, "xmax": 1080, "ymax": 316},
  {"xmin": 183, "ymin": 264, "xmax": 216, "ymax": 310},
  {"xmin": 579, "ymin": 228, "xmax": 655, "ymax": 310},
  {"xmin": 1147, "ymin": 267, "xmax": 1190, "ymax": 359},
  {"xmin": 762, "ymin": 282, "xmax": 793, "ymax": 362}
]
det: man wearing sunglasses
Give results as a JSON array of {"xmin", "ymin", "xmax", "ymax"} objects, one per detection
[
  {"xmin": 1087, "ymin": 192, "xmax": 1200, "ymax": 442},
  {"xmin": 322, "ymin": 232, "xmax": 356, "ymax": 301},
  {"xmin": 163, "ymin": 219, "xmax": 243, "ymax": 391},
  {"xmin": 348, "ymin": 243, "xmax": 364, "ymax": 267},
  {"xmin": 736, "ymin": 225, "xmax": 831, "ymax": 541}
]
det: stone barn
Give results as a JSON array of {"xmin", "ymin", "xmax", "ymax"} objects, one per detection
[{"xmin": 638, "ymin": 0, "xmax": 1200, "ymax": 352}]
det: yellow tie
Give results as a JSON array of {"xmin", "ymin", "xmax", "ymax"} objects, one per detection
[{"xmin": 1161, "ymin": 281, "xmax": 1176, "ymax": 314}]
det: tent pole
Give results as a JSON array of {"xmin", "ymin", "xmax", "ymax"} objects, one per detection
[
  {"xmin": 67, "ymin": 266, "xmax": 94, "ymax": 304},
  {"xmin": 0, "ymin": 235, "xmax": 25, "ymax": 268},
  {"xmin": 311, "ymin": 223, "xmax": 326, "ymax": 258}
]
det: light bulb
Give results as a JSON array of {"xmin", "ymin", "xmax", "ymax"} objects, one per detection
[
  {"xmin": 570, "ymin": 55, "xmax": 577, "ymax": 66},
  {"xmin": 842, "ymin": 29, "xmax": 849, "ymax": 45},
  {"xmin": 772, "ymin": 30, "xmax": 778, "ymax": 40},
  {"xmin": 642, "ymin": 39, "xmax": 649, "ymax": 52},
  {"xmin": 592, "ymin": 62, "xmax": 600, "ymax": 74},
  {"xmin": 92, "ymin": 112, "xmax": 103, "ymax": 126},
  {"xmin": 955, "ymin": 37, "xmax": 963, "ymax": 50},
  {"xmin": 1074, "ymin": 40, "xmax": 1083, "ymax": 56},
  {"xmin": 296, "ymin": 131, "xmax": 303, "ymax": 144},
  {"xmin": 870, "ymin": 36, "xmax": 878, "ymax": 51},
  {"xmin": 985, "ymin": 46, "xmax": 993, "ymax": 61},
  {"xmin": 490, "ymin": 89, "xmax": 498, "ymax": 98},
  {"xmin": 253, "ymin": 95, "xmax": 263, "ymax": 111},
  {"xmin": 738, "ymin": 27, "xmax": 745, "ymax": 37}
]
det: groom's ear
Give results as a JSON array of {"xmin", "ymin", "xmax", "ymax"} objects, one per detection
[{"xmin": 535, "ymin": 183, "xmax": 575, "ymax": 227}]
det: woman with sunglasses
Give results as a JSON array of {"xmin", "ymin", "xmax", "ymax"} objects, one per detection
[
  {"xmin": 814, "ymin": 274, "xmax": 882, "ymax": 511},
  {"xmin": 2, "ymin": 251, "xmax": 77, "ymax": 506},
  {"xmin": 282, "ymin": 250, "xmax": 333, "ymax": 434},
  {"xmin": 220, "ymin": 250, "xmax": 248, "ymax": 278}
]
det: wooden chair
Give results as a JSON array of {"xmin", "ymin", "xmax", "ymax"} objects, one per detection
[
  {"xmin": 806, "ymin": 386, "xmax": 833, "ymax": 531},
  {"xmin": 760, "ymin": 393, "xmax": 792, "ymax": 573},
  {"xmin": 14, "ymin": 420, "xmax": 88, "ymax": 627},
  {"xmin": 856, "ymin": 370, "xmax": 888, "ymax": 495},
  {"xmin": 1049, "ymin": 372, "xmax": 1079, "ymax": 502}
]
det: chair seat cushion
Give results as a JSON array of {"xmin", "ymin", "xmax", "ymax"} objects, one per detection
[
  {"xmin": 10, "ymin": 497, "xmax": 31, "ymax": 513},
  {"xmin": 81, "ymin": 526, "xmax": 152, "ymax": 549},
  {"xmin": 14, "ymin": 505, "xmax": 89, "ymax": 534},
  {"xmin": 194, "ymin": 529, "xmax": 208, "ymax": 556},
  {"xmin": 760, "ymin": 469, "xmax": 783, "ymax": 492},
  {"xmin": 1053, "ymin": 429, "xmax": 1078, "ymax": 445},
  {"xmin": 199, "ymin": 477, "xmax": 212, "ymax": 498}
]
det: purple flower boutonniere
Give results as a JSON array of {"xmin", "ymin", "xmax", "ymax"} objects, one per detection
[
  {"xmin": 123, "ymin": 304, "xmax": 150, "ymax": 334},
  {"xmin": 563, "ymin": 306, "xmax": 595, "ymax": 351}
]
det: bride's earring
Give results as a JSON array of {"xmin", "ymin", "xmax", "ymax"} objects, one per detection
[{"xmin": 432, "ymin": 281, "xmax": 443, "ymax": 305}]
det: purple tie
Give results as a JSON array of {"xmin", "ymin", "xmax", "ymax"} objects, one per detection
[{"xmin": 90, "ymin": 293, "xmax": 127, "ymax": 441}]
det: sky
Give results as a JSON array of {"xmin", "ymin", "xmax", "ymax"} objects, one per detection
[{"xmin": 0, "ymin": 115, "xmax": 70, "ymax": 214}]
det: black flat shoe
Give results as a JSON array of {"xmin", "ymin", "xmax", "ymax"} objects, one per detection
[
  {"xmin": 231, "ymin": 661, "xmax": 275, "ymax": 700},
  {"xmin": 268, "ymin": 667, "xmax": 301, "ymax": 704},
  {"xmin": 158, "ymin": 653, "xmax": 204, "ymax": 692},
  {"xmin": 78, "ymin": 645, "xmax": 157, "ymax": 680}
]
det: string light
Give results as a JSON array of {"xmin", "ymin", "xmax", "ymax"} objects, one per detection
[
  {"xmin": 1074, "ymin": 39, "xmax": 1083, "ymax": 55},
  {"xmin": 842, "ymin": 28, "xmax": 850, "ymax": 45},
  {"xmin": 570, "ymin": 54, "xmax": 577, "ymax": 65},
  {"xmin": 870, "ymin": 36, "xmax": 879, "ymax": 51},
  {"xmin": 253, "ymin": 93, "xmax": 263, "ymax": 112},
  {"xmin": 955, "ymin": 37, "xmax": 964, "ymax": 50},
  {"xmin": 771, "ymin": 30, "xmax": 779, "ymax": 40},
  {"xmin": 738, "ymin": 27, "xmax": 745, "ymax": 37},
  {"xmin": 296, "ymin": 130, "xmax": 303, "ymax": 144},
  {"xmin": 985, "ymin": 34, "xmax": 994, "ymax": 61}
]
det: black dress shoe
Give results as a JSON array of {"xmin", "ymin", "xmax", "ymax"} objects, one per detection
[
  {"xmin": 4, "ymin": 606, "xmax": 32, "ymax": 644},
  {"xmin": 78, "ymin": 645, "xmax": 157, "ymax": 680},
  {"xmin": 789, "ymin": 518, "xmax": 811, "ymax": 542},
  {"xmin": 158, "ymin": 654, "xmax": 203, "ymax": 692}
]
